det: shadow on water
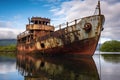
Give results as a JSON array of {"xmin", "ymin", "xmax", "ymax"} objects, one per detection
[
  {"xmin": 16, "ymin": 53, "xmax": 99, "ymax": 80},
  {"xmin": 101, "ymin": 54, "xmax": 120, "ymax": 63}
]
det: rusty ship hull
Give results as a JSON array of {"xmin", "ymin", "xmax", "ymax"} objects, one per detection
[
  {"xmin": 17, "ymin": 1, "xmax": 105, "ymax": 56},
  {"xmin": 38, "ymin": 36, "xmax": 99, "ymax": 56}
]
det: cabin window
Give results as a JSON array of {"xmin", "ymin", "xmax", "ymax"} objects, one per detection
[
  {"xmin": 35, "ymin": 21, "xmax": 38, "ymax": 24},
  {"xmin": 39, "ymin": 21, "xmax": 41, "ymax": 24}
]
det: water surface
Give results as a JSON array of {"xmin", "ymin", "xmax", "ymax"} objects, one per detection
[
  {"xmin": 93, "ymin": 53, "xmax": 120, "ymax": 80},
  {"xmin": 0, "ymin": 52, "xmax": 120, "ymax": 80},
  {"xmin": 0, "ymin": 56, "xmax": 23, "ymax": 80}
]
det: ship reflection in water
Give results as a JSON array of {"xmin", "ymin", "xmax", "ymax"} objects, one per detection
[{"xmin": 16, "ymin": 53, "xmax": 99, "ymax": 80}]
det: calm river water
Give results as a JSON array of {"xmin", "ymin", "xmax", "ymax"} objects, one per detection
[{"xmin": 0, "ymin": 52, "xmax": 120, "ymax": 80}]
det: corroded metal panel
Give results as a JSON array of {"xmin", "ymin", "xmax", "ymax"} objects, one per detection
[{"xmin": 26, "ymin": 24, "xmax": 54, "ymax": 31}]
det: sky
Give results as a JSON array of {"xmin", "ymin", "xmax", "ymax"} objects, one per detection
[{"xmin": 0, "ymin": 0, "xmax": 120, "ymax": 43}]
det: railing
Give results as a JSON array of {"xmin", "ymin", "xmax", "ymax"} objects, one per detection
[
  {"xmin": 17, "ymin": 31, "xmax": 32, "ymax": 39},
  {"xmin": 54, "ymin": 18, "xmax": 81, "ymax": 31}
]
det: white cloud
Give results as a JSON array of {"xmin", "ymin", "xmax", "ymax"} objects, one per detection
[
  {"xmin": 99, "ymin": 37, "xmax": 112, "ymax": 44},
  {"xmin": 0, "ymin": 16, "xmax": 25, "ymax": 39},
  {"xmin": 0, "ymin": 28, "xmax": 24, "ymax": 39},
  {"xmin": 50, "ymin": 0, "xmax": 120, "ymax": 40},
  {"xmin": 101, "ymin": 1, "xmax": 120, "ymax": 40},
  {"xmin": 0, "ymin": 21, "xmax": 13, "ymax": 28},
  {"xmin": 106, "ymin": 0, "xmax": 120, "ymax": 4},
  {"xmin": 0, "ymin": 62, "xmax": 16, "ymax": 74},
  {"xmin": 51, "ymin": 0, "xmax": 97, "ymax": 21}
]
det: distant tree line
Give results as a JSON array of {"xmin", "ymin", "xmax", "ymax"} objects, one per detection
[
  {"xmin": 100, "ymin": 40, "xmax": 120, "ymax": 52},
  {"xmin": 0, "ymin": 39, "xmax": 16, "ymax": 46}
]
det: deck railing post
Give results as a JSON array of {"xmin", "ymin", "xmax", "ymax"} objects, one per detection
[
  {"xmin": 66, "ymin": 22, "xmax": 69, "ymax": 33},
  {"xmin": 75, "ymin": 19, "xmax": 77, "ymax": 26}
]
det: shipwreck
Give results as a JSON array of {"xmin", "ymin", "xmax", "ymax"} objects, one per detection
[{"xmin": 17, "ymin": 1, "xmax": 105, "ymax": 56}]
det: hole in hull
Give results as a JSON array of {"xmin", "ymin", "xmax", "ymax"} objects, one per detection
[{"xmin": 41, "ymin": 43, "xmax": 45, "ymax": 48}]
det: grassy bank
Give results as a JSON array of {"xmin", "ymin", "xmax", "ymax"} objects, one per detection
[
  {"xmin": 0, "ymin": 44, "xmax": 16, "ymax": 58},
  {"xmin": 0, "ymin": 52, "xmax": 16, "ymax": 58},
  {"xmin": 0, "ymin": 45, "xmax": 16, "ymax": 51}
]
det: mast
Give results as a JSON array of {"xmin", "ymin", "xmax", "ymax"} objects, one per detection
[
  {"xmin": 98, "ymin": 0, "xmax": 101, "ymax": 16},
  {"xmin": 98, "ymin": 0, "xmax": 104, "ymax": 31}
]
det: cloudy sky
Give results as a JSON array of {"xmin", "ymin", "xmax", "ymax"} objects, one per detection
[{"xmin": 0, "ymin": 0, "xmax": 120, "ymax": 43}]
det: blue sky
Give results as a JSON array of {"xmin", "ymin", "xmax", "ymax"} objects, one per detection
[
  {"xmin": 0, "ymin": 0, "xmax": 53, "ymax": 17},
  {"xmin": 0, "ymin": 0, "xmax": 54, "ymax": 28},
  {"xmin": 0, "ymin": 0, "xmax": 120, "ymax": 43}
]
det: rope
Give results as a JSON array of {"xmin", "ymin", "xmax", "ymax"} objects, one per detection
[{"xmin": 99, "ymin": 38, "xmax": 102, "ymax": 80}]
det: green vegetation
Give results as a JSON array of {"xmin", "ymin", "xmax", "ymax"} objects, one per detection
[
  {"xmin": 0, "ymin": 39, "xmax": 16, "ymax": 58},
  {"xmin": 0, "ymin": 52, "xmax": 16, "ymax": 58},
  {"xmin": 101, "ymin": 54, "xmax": 120, "ymax": 63},
  {"xmin": 100, "ymin": 40, "xmax": 120, "ymax": 52},
  {"xmin": 0, "ymin": 44, "xmax": 16, "ymax": 58},
  {"xmin": 0, "ymin": 44, "xmax": 16, "ymax": 51}
]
